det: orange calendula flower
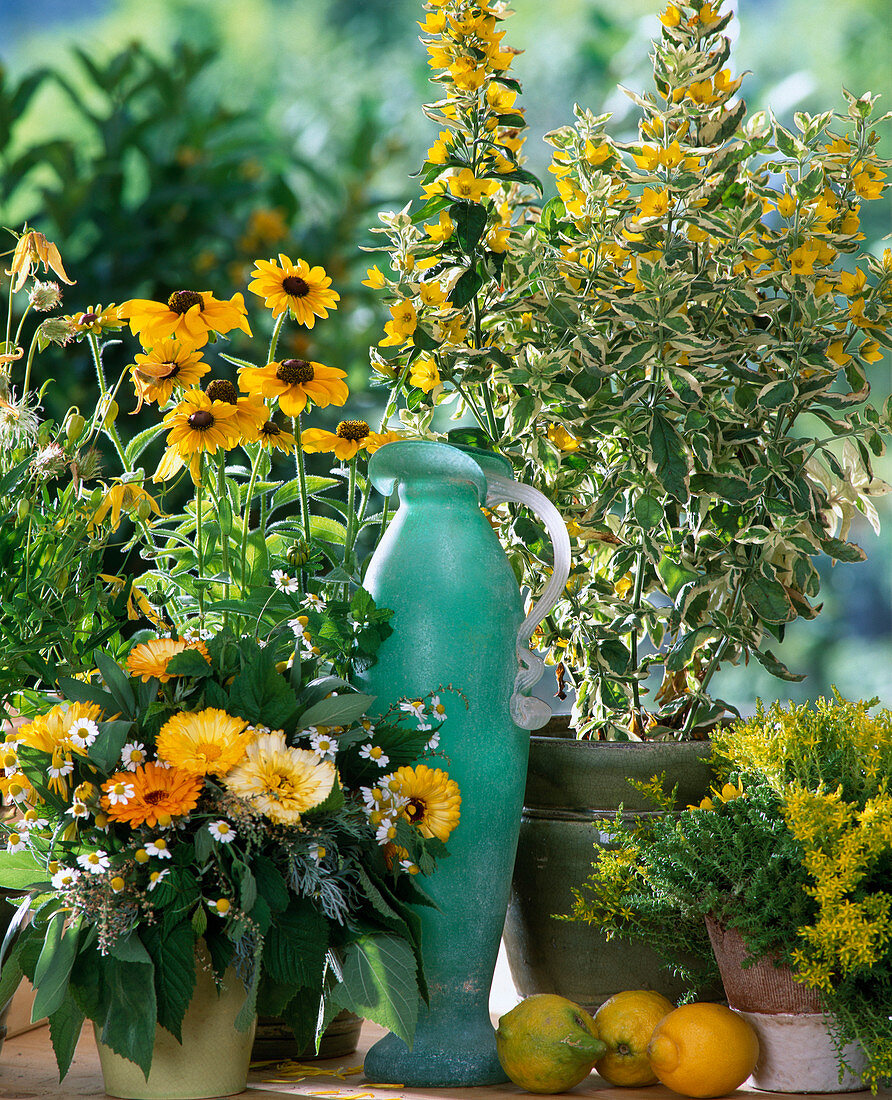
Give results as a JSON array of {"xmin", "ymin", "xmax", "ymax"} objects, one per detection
[
  {"xmin": 7, "ymin": 231, "xmax": 75, "ymax": 293},
  {"xmin": 156, "ymin": 709, "xmax": 252, "ymax": 777},
  {"xmin": 120, "ymin": 290, "xmax": 252, "ymax": 349},
  {"xmin": 302, "ymin": 419, "xmax": 372, "ymax": 462},
  {"xmin": 130, "ymin": 338, "xmax": 209, "ymax": 410},
  {"xmin": 248, "ymin": 254, "xmax": 340, "ymax": 326},
  {"xmin": 238, "ymin": 358, "xmax": 348, "ymax": 417},
  {"xmin": 126, "ymin": 637, "xmax": 210, "ymax": 683},
  {"xmin": 102, "ymin": 762, "xmax": 203, "ymax": 828}
]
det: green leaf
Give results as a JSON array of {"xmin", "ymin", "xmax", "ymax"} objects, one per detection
[
  {"xmin": 164, "ymin": 648, "xmax": 212, "ymax": 678},
  {"xmin": 449, "ymin": 268, "xmax": 484, "ymax": 309},
  {"xmin": 751, "ymin": 646, "xmax": 806, "ymax": 682},
  {"xmin": 254, "ymin": 856, "xmax": 291, "ymax": 914},
  {"xmin": 743, "ymin": 576, "xmax": 794, "ymax": 624},
  {"xmin": 124, "ymin": 421, "xmax": 168, "ymax": 466},
  {"xmin": 657, "ymin": 556, "xmax": 699, "ymax": 599},
  {"xmin": 298, "ymin": 692, "xmax": 376, "ymax": 729},
  {"xmin": 264, "ymin": 899, "xmax": 328, "ymax": 989},
  {"xmin": 649, "ymin": 412, "xmax": 689, "ymax": 502},
  {"xmin": 272, "ymin": 477, "xmax": 339, "ymax": 512},
  {"xmin": 55, "ymin": 676, "xmax": 117, "ymax": 713},
  {"xmin": 48, "ymin": 997, "xmax": 85, "ymax": 1080},
  {"xmin": 280, "ymin": 986, "xmax": 321, "ymax": 1054},
  {"xmin": 309, "ymin": 515, "xmax": 347, "ymax": 546},
  {"xmin": 0, "ymin": 850, "xmax": 50, "ymax": 890},
  {"xmin": 633, "ymin": 494, "xmax": 663, "ymax": 530},
  {"xmin": 331, "ymin": 935, "xmax": 419, "ymax": 1047},
  {"xmin": 32, "ymin": 913, "xmax": 82, "ymax": 1022},
  {"xmin": 88, "ymin": 720, "xmax": 134, "ymax": 773},
  {"xmin": 140, "ymin": 922, "xmax": 196, "ymax": 1042},
  {"xmin": 449, "ymin": 200, "xmax": 487, "ymax": 254},
  {"xmin": 95, "ymin": 652, "xmax": 137, "ymax": 716},
  {"xmin": 99, "ymin": 954, "xmax": 157, "ymax": 1078},
  {"xmin": 109, "ymin": 930, "xmax": 152, "ymax": 965},
  {"xmin": 665, "ymin": 627, "xmax": 713, "ymax": 672},
  {"xmin": 819, "ymin": 536, "xmax": 866, "ymax": 564}
]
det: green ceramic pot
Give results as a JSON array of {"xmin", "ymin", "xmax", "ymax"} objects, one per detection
[
  {"xmin": 503, "ymin": 719, "xmax": 716, "ymax": 1011},
  {"xmin": 94, "ymin": 961, "xmax": 255, "ymax": 1100}
]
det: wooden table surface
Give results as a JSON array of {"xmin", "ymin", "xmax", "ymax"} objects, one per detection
[{"xmin": 2, "ymin": 1021, "xmax": 890, "ymax": 1100}]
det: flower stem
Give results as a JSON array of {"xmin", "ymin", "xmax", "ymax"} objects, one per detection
[
  {"xmin": 268, "ymin": 313, "xmax": 286, "ymax": 364},
  {"xmin": 216, "ymin": 451, "xmax": 232, "ymax": 625},
  {"xmin": 195, "ymin": 458, "xmax": 206, "ymax": 623},
  {"xmin": 292, "ymin": 413, "xmax": 312, "ymax": 540},
  {"xmin": 239, "ymin": 443, "xmax": 265, "ymax": 598},
  {"xmin": 379, "ymin": 360, "xmax": 412, "ymax": 432}
]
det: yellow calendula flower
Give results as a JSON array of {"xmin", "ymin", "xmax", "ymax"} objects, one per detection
[
  {"xmin": 130, "ymin": 338, "xmax": 209, "ymax": 410},
  {"xmin": 409, "ymin": 354, "xmax": 441, "ymax": 393},
  {"xmin": 301, "ymin": 419, "xmax": 372, "ymax": 461},
  {"xmin": 389, "ymin": 764, "xmax": 461, "ymax": 842},
  {"xmin": 126, "ymin": 637, "xmax": 210, "ymax": 683},
  {"xmin": 223, "ymin": 731, "xmax": 336, "ymax": 825},
  {"xmin": 248, "ymin": 254, "xmax": 340, "ymax": 326},
  {"xmin": 7, "ymin": 230, "xmax": 75, "ymax": 293},
  {"xmin": 156, "ymin": 708, "xmax": 253, "ymax": 778},
  {"xmin": 238, "ymin": 358, "xmax": 349, "ymax": 417},
  {"xmin": 90, "ymin": 481, "xmax": 161, "ymax": 532},
  {"xmin": 120, "ymin": 290, "xmax": 252, "ymax": 349}
]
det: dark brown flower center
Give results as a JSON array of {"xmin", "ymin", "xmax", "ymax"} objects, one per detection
[
  {"xmin": 79, "ymin": 312, "xmax": 99, "ymax": 325},
  {"xmin": 336, "ymin": 419, "xmax": 370, "ymax": 441},
  {"xmin": 277, "ymin": 358, "xmax": 314, "ymax": 384},
  {"xmin": 405, "ymin": 797, "xmax": 427, "ymax": 823},
  {"xmin": 187, "ymin": 409, "xmax": 215, "ymax": 430},
  {"xmin": 168, "ymin": 290, "xmax": 205, "ymax": 315},
  {"xmin": 205, "ymin": 379, "xmax": 239, "ymax": 403},
  {"xmin": 144, "ymin": 789, "xmax": 167, "ymax": 805},
  {"xmin": 259, "ymin": 421, "xmax": 282, "ymax": 437},
  {"xmin": 282, "ymin": 275, "xmax": 311, "ymax": 298}
]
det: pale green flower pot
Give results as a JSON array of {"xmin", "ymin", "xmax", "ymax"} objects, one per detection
[{"xmin": 94, "ymin": 961, "xmax": 255, "ymax": 1100}]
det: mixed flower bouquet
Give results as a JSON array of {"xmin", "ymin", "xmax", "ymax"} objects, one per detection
[
  {"xmin": 570, "ymin": 693, "xmax": 892, "ymax": 1091},
  {"xmin": 0, "ymin": 229, "xmax": 462, "ymax": 1080}
]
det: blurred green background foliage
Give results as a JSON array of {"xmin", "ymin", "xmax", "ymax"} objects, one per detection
[{"xmin": 1, "ymin": 0, "xmax": 890, "ymax": 713}]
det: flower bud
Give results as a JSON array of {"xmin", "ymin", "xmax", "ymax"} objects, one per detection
[
  {"xmin": 136, "ymin": 497, "xmax": 153, "ymax": 521},
  {"xmin": 101, "ymin": 400, "xmax": 119, "ymax": 428},
  {"xmin": 65, "ymin": 412, "xmax": 86, "ymax": 444},
  {"xmin": 16, "ymin": 500, "xmax": 29, "ymax": 522}
]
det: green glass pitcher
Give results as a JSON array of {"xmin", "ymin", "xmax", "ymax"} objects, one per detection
[{"xmin": 358, "ymin": 440, "xmax": 570, "ymax": 1087}]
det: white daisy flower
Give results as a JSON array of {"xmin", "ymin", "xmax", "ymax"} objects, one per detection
[
  {"xmin": 208, "ymin": 820, "xmax": 236, "ymax": 844},
  {"xmin": 67, "ymin": 717, "xmax": 100, "ymax": 748},
  {"xmin": 308, "ymin": 843, "xmax": 326, "ymax": 864},
  {"xmin": 183, "ymin": 626, "xmax": 214, "ymax": 642},
  {"xmin": 429, "ymin": 695, "xmax": 447, "ymax": 720},
  {"xmin": 145, "ymin": 838, "xmax": 172, "ymax": 859},
  {"xmin": 48, "ymin": 759, "xmax": 74, "ymax": 779},
  {"xmin": 309, "ymin": 729, "xmax": 338, "ymax": 760},
  {"xmin": 105, "ymin": 779, "xmax": 135, "ymax": 805},
  {"xmin": 288, "ymin": 617, "xmax": 306, "ymax": 638},
  {"xmin": 359, "ymin": 743, "xmax": 390, "ymax": 767},
  {"xmin": 272, "ymin": 569, "xmax": 300, "ymax": 593},
  {"xmin": 425, "ymin": 731, "xmax": 441, "ymax": 751},
  {"xmin": 147, "ymin": 869, "xmax": 170, "ymax": 891},
  {"xmin": 5, "ymin": 832, "xmax": 26, "ymax": 853},
  {"xmin": 375, "ymin": 819, "xmax": 398, "ymax": 845},
  {"xmin": 400, "ymin": 858, "xmax": 420, "ymax": 875},
  {"xmin": 22, "ymin": 810, "xmax": 49, "ymax": 830},
  {"xmin": 417, "ymin": 721, "xmax": 432, "ymax": 732},
  {"xmin": 120, "ymin": 742, "xmax": 147, "ymax": 771},
  {"xmin": 51, "ymin": 867, "xmax": 80, "ymax": 890},
  {"xmin": 5, "ymin": 782, "xmax": 29, "ymax": 804},
  {"xmin": 304, "ymin": 593, "xmax": 326, "ymax": 609},
  {"xmin": 77, "ymin": 850, "xmax": 110, "ymax": 875},
  {"xmin": 68, "ymin": 801, "xmax": 90, "ymax": 819},
  {"xmin": 399, "ymin": 699, "xmax": 425, "ymax": 720},
  {"xmin": 359, "ymin": 785, "xmax": 383, "ymax": 808}
]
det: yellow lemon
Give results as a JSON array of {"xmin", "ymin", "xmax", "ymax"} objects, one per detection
[
  {"xmin": 496, "ymin": 994, "xmax": 606, "ymax": 1094},
  {"xmin": 594, "ymin": 989, "xmax": 675, "ymax": 1086},
  {"xmin": 647, "ymin": 1002, "xmax": 760, "ymax": 1098}
]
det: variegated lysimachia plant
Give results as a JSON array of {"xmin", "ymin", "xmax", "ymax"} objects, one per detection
[{"xmin": 370, "ymin": 0, "xmax": 892, "ymax": 739}]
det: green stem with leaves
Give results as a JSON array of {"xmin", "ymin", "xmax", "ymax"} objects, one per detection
[{"xmin": 239, "ymin": 443, "xmax": 266, "ymax": 599}]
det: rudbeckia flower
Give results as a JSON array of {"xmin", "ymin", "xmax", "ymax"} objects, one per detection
[
  {"xmin": 204, "ymin": 379, "xmax": 268, "ymax": 442},
  {"xmin": 248, "ymin": 254, "xmax": 340, "ymax": 326},
  {"xmin": 120, "ymin": 290, "xmax": 252, "ymax": 349},
  {"xmin": 130, "ymin": 339, "xmax": 209, "ymax": 410},
  {"xmin": 238, "ymin": 358, "xmax": 348, "ymax": 417},
  {"xmin": 7, "ymin": 231, "xmax": 75, "ymax": 293},
  {"xmin": 161, "ymin": 389, "xmax": 240, "ymax": 480},
  {"xmin": 256, "ymin": 418, "xmax": 297, "ymax": 453},
  {"xmin": 301, "ymin": 419, "xmax": 372, "ymax": 461}
]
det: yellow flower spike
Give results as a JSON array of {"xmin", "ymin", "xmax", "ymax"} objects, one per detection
[
  {"xmin": 485, "ymin": 82, "xmax": 517, "ymax": 113},
  {"xmin": 633, "ymin": 146, "xmax": 662, "ymax": 172},
  {"xmin": 776, "ymin": 193, "xmax": 797, "ymax": 218},
  {"xmin": 7, "ymin": 230, "xmax": 75, "ymax": 293}
]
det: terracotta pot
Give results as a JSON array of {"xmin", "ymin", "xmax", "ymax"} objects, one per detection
[
  {"xmin": 94, "ymin": 960, "xmax": 255, "ymax": 1099},
  {"xmin": 705, "ymin": 918, "xmax": 867, "ymax": 1093}
]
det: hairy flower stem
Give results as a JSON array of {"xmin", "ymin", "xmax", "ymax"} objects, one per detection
[
  {"xmin": 216, "ymin": 451, "xmax": 232, "ymax": 626},
  {"xmin": 267, "ymin": 313, "xmax": 285, "ymax": 364},
  {"xmin": 343, "ymin": 455, "xmax": 358, "ymax": 596},
  {"xmin": 195, "ymin": 459, "xmax": 206, "ymax": 623},
  {"xmin": 87, "ymin": 334, "xmax": 128, "ymax": 467},
  {"xmin": 239, "ymin": 444, "xmax": 266, "ymax": 599},
  {"xmin": 292, "ymin": 413, "xmax": 312, "ymax": 540},
  {"xmin": 380, "ymin": 360, "xmax": 412, "ymax": 432}
]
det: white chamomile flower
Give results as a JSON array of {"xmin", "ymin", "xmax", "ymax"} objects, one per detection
[
  {"xmin": 77, "ymin": 850, "xmax": 110, "ymax": 875},
  {"xmin": 147, "ymin": 868, "xmax": 170, "ymax": 892},
  {"xmin": 429, "ymin": 695, "xmax": 447, "ymax": 720},
  {"xmin": 308, "ymin": 843, "xmax": 326, "ymax": 864},
  {"xmin": 360, "ymin": 785, "xmax": 383, "ymax": 809},
  {"xmin": 272, "ymin": 569, "xmax": 300, "ymax": 593},
  {"xmin": 51, "ymin": 867, "xmax": 80, "ymax": 890},
  {"xmin": 246, "ymin": 723, "xmax": 272, "ymax": 737},
  {"xmin": 22, "ymin": 809, "xmax": 49, "ymax": 830},
  {"xmin": 120, "ymin": 742, "xmax": 147, "ymax": 771},
  {"xmin": 417, "ymin": 721, "xmax": 432, "ymax": 732},
  {"xmin": 375, "ymin": 819, "xmax": 398, "ymax": 845},
  {"xmin": 399, "ymin": 699, "xmax": 425, "ymax": 720},
  {"xmin": 183, "ymin": 626, "xmax": 214, "ymax": 642},
  {"xmin": 68, "ymin": 801, "xmax": 90, "ymax": 819},
  {"xmin": 400, "ymin": 858, "xmax": 420, "ymax": 875},
  {"xmin": 67, "ymin": 717, "xmax": 100, "ymax": 748},
  {"xmin": 5, "ymin": 832, "xmax": 26, "ymax": 853},
  {"xmin": 425, "ymin": 730, "xmax": 441, "ymax": 752},
  {"xmin": 309, "ymin": 729, "xmax": 338, "ymax": 760},
  {"xmin": 304, "ymin": 592, "xmax": 326, "ymax": 609},
  {"xmin": 288, "ymin": 617, "xmax": 306, "ymax": 638},
  {"xmin": 359, "ymin": 743, "xmax": 390, "ymax": 767},
  {"xmin": 105, "ymin": 779, "xmax": 135, "ymax": 805},
  {"xmin": 145, "ymin": 838, "xmax": 172, "ymax": 859},
  {"xmin": 48, "ymin": 759, "xmax": 74, "ymax": 779},
  {"xmin": 208, "ymin": 820, "xmax": 236, "ymax": 844}
]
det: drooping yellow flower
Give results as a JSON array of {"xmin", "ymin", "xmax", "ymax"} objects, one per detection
[
  {"xmin": 102, "ymin": 762, "xmax": 203, "ymax": 829},
  {"xmin": 100, "ymin": 575, "xmax": 165, "ymax": 626},
  {"xmin": 301, "ymin": 419, "xmax": 372, "ymax": 461},
  {"xmin": 248, "ymin": 254, "xmax": 340, "ymax": 326},
  {"xmin": 120, "ymin": 291, "xmax": 252, "ymax": 349},
  {"xmin": 223, "ymin": 731, "xmax": 336, "ymax": 825},
  {"xmin": 126, "ymin": 637, "xmax": 211, "ymax": 683},
  {"xmin": 156, "ymin": 708, "xmax": 252, "ymax": 778},
  {"xmin": 389, "ymin": 765, "xmax": 461, "ymax": 842},
  {"xmin": 90, "ymin": 481, "xmax": 161, "ymax": 532},
  {"xmin": 162, "ymin": 389, "xmax": 240, "ymax": 477},
  {"xmin": 7, "ymin": 231, "xmax": 75, "ymax": 293},
  {"xmin": 256, "ymin": 418, "xmax": 297, "ymax": 453},
  {"xmin": 130, "ymin": 338, "xmax": 209, "ymax": 410},
  {"xmin": 238, "ymin": 358, "xmax": 348, "ymax": 417}
]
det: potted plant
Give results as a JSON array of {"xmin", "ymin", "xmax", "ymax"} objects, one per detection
[
  {"xmin": 572, "ymin": 692, "xmax": 892, "ymax": 1093},
  {"xmin": 0, "ymin": 232, "xmax": 462, "ymax": 1096}
]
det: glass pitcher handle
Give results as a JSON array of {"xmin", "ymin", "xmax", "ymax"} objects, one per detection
[{"xmin": 486, "ymin": 475, "xmax": 572, "ymax": 730}]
